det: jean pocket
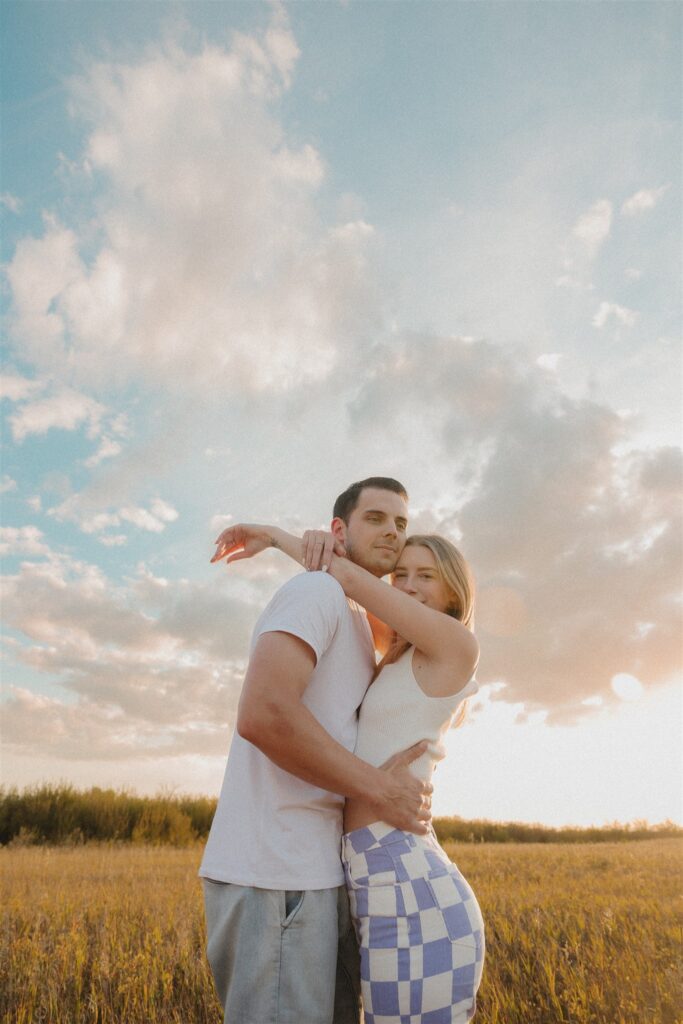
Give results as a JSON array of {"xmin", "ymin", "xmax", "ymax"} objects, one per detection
[
  {"xmin": 281, "ymin": 890, "xmax": 305, "ymax": 928},
  {"xmin": 345, "ymin": 846, "xmax": 398, "ymax": 889},
  {"xmin": 426, "ymin": 863, "xmax": 451, "ymax": 880},
  {"xmin": 426, "ymin": 874, "xmax": 483, "ymax": 945}
]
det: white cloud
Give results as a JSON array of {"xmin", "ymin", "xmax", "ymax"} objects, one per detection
[
  {"xmin": 263, "ymin": 2, "xmax": 301, "ymax": 89},
  {"xmin": 210, "ymin": 514, "xmax": 234, "ymax": 534},
  {"xmin": 592, "ymin": 302, "xmax": 638, "ymax": 329},
  {"xmin": 2, "ymin": 329, "xmax": 681, "ymax": 756},
  {"xmin": 571, "ymin": 199, "xmax": 613, "ymax": 259},
  {"xmin": 78, "ymin": 512, "xmax": 122, "ymax": 534},
  {"xmin": 555, "ymin": 273, "xmax": 584, "ymax": 290},
  {"xmin": 345, "ymin": 331, "xmax": 682, "ymax": 722},
  {"xmin": 48, "ymin": 496, "xmax": 178, "ymax": 536},
  {"xmin": 0, "ymin": 526, "xmax": 50, "ymax": 557},
  {"xmin": 149, "ymin": 498, "xmax": 178, "ymax": 523},
  {"xmin": 535, "ymin": 353, "xmax": 563, "ymax": 372},
  {"xmin": 1, "ymin": 192, "xmax": 22, "ymax": 213},
  {"xmin": 621, "ymin": 184, "xmax": 670, "ymax": 216},
  {"xmin": 273, "ymin": 143, "xmax": 324, "ymax": 185},
  {"xmin": 0, "ymin": 553, "xmax": 272, "ymax": 760},
  {"xmin": 1, "ymin": 475, "xmax": 17, "ymax": 494},
  {"xmin": 5, "ymin": 218, "xmax": 84, "ymax": 372},
  {"xmin": 5, "ymin": 7, "xmax": 376, "ymax": 395},
  {"xmin": 624, "ymin": 267, "xmax": 642, "ymax": 280},
  {"xmin": 120, "ymin": 504, "xmax": 177, "ymax": 532},
  {"xmin": 0, "ymin": 374, "xmax": 46, "ymax": 402},
  {"xmin": 98, "ymin": 534, "xmax": 128, "ymax": 547},
  {"xmin": 2, "ymin": 6, "xmax": 680, "ymax": 772},
  {"xmin": 83, "ymin": 436, "xmax": 122, "ymax": 468},
  {"xmin": 557, "ymin": 199, "xmax": 613, "ymax": 289},
  {"xmin": 9, "ymin": 389, "xmax": 106, "ymax": 442}
]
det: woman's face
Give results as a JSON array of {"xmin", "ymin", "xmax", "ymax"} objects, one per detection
[{"xmin": 392, "ymin": 545, "xmax": 452, "ymax": 614}]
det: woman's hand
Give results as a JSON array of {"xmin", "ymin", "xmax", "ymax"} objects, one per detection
[
  {"xmin": 302, "ymin": 530, "xmax": 347, "ymax": 572},
  {"xmin": 211, "ymin": 524, "xmax": 274, "ymax": 565}
]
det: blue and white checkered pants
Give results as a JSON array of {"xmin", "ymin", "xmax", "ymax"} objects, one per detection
[{"xmin": 342, "ymin": 822, "xmax": 484, "ymax": 1024}]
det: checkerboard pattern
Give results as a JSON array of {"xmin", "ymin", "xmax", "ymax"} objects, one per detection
[{"xmin": 342, "ymin": 823, "xmax": 485, "ymax": 1024}]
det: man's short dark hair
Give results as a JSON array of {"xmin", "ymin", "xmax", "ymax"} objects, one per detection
[{"xmin": 333, "ymin": 477, "xmax": 408, "ymax": 524}]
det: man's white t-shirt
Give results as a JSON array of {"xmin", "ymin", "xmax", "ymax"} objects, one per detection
[{"xmin": 199, "ymin": 571, "xmax": 376, "ymax": 890}]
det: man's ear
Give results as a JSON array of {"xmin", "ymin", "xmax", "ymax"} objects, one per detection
[{"xmin": 330, "ymin": 517, "xmax": 347, "ymax": 546}]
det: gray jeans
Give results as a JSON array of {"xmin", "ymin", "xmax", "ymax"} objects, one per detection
[{"xmin": 203, "ymin": 880, "xmax": 361, "ymax": 1024}]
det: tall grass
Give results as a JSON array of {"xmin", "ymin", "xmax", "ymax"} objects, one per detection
[
  {"xmin": 2, "ymin": 784, "xmax": 680, "ymax": 846},
  {"xmin": 0, "ymin": 784, "xmax": 216, "ymax": 846},
  {"xmin": 2, "ymin": 840, "xmax": 681, "ymax": 1023}
]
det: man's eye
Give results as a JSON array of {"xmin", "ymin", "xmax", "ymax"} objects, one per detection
[{"xmin": 397, "ymin": 523, "xmax": 407, "ymax": 532}]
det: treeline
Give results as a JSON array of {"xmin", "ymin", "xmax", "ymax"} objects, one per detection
[
  {"xmin": 1, "ymin": 784, "xmax": 680, "ymax": 846},
  {"xmin": 432, "ymin": 816, "xmax": 682, "ymax": 845},
  {"xmin": 0, "ymin": 784, "xmax": 216, "ymax": 847}
]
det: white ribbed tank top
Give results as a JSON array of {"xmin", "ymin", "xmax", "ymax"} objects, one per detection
[{"xmin": 354, "ymin": 646, "xmax": 478, "ymax": 783}]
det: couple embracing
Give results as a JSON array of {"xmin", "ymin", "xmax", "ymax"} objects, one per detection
[{"xmin": 200, "ymin": 477, "xmax": 485, "ymax": 1024}]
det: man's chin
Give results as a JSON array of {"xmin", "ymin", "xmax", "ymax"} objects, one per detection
[{"xmin": 362, "ymin": 554, "xmax": 398, "ymax": 578}]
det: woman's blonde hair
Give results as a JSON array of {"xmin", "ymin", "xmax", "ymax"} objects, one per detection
[{"xmin": 375, "ymin": 534, "xmax": 476, "ymax": 727}]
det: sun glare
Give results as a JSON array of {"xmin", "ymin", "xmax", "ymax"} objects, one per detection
[{"xmin": 610, "ymin": 673, "xmax": 644, "ymax": 701}]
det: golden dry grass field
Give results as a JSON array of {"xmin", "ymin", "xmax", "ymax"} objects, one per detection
[{"xmin": 2, "ymin": 839, "xmax": 681, "ymax": 1024}]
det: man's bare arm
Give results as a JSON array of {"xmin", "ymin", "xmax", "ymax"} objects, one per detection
[{"xmin": 237, "ymin": 631, "xmax": 431, "ymax": 834}]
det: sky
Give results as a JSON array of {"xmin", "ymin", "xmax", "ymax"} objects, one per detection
[{"xmin": 1, "ymin": 0, "xmax": 681, "ymax": 828}]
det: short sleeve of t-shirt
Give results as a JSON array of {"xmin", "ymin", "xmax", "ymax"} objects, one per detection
[{"xmin": 252, "ymin": 571, "xmax": 347, "ymax": 664}]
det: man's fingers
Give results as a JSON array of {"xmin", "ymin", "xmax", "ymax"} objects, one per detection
[
  {"xmin": 394, "ymin": 740, "xmax": 430, "ymax": 767},
  {"xmin": 378, "ymin": 740, "xmax": 429, "ymax": 772}
]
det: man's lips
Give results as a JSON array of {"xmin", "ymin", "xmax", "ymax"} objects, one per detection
[{"xmin": 375, "ymin": 544, "xmax": 398, "ymax": 553}]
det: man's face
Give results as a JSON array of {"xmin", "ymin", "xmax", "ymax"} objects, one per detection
[{"xmin": 333, "ymin": 487, "xmax": 409, "ymax": 577}]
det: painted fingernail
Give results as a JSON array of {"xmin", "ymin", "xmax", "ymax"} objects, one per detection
[{"xmin": 322, "ymin": 565, "xmax": 328, "ymax": 572}]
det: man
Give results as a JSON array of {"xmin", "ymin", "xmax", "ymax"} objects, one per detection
[{"xmin": 200, "ymin": 477, "xmax": 432, "ymax": 1024}]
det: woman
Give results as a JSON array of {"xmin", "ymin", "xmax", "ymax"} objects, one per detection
[{"xmin": 224, "ymin": 525, "xmax": 485, "ymax": 1024}]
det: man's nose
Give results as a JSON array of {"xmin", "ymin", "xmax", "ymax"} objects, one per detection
[{"xmin": 384, "ymin": 521, "xmax": 398, "ymax": 538}]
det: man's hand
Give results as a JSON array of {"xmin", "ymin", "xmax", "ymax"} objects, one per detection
[
  {"xmin": 373, "ymin": 740, "xmax": 434, "ymax": 835},
  {"xmin": 212, "ymin": 524, "xmax": 273, "ymax": 565}
]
